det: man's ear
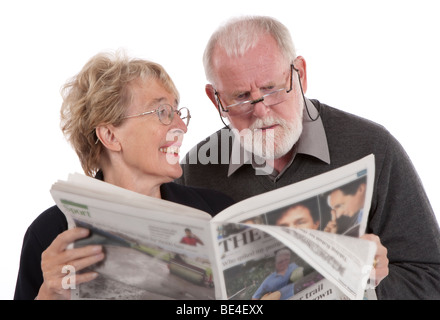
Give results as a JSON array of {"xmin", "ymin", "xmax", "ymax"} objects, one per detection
[
  {"xmin": 205, "ymin": 84, "xmax": 228, "ymax": 118},
  {"xmin": 358, "ymin": 183, "xmax": 366, "ymax": 195},
  {"xmin": 205, "ymin": 84, "xmax": 218, "ymax": 108},
  {"xmin": 293, "ymin": 56, "xmax": 307, "ymax": 93},
  {"xmin": 95, "ymin": 125, "xmax": 121, "ymax": 152}
]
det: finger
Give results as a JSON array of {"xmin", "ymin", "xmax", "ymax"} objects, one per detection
[
  {"xmin": 361, "ymin": 233, "xmax": 388, "ymax": 261},
  {"xmin": 49, "ymin": 245, "xmax": 103, "ymax": 273},
  {"xmin": 38, "ymin": 268, "xmax": 100, "ymax": 299},
  {"xmin": 42, "ymin": 248, "xmax": 104, "ymax": 282},
  {"xmin": 324, "ymin": 220, "xmax": 336, "ymax": 233},
  {"xmin": 360, "ymin": 233, "xmax": 379, "ymax": 244},
  {"xmin": 47, "ymin": 228, "xmax": 90, "ymax": 254},
  {"xmin": 370, "ymin": 260, "xmax": 389, "ymax": 287},
  {"xmin": 67, "ymin": 251, "xmax": 105, "ymax": 272},
  {"xmin": 41, "ymin": 246, "xmax": 102, "ymax": 280},
  {"xmin": 74, "ymin": 271, "xmax": 99, "ymax": 286},
  {"xmin": 42, "ymin": 242, "xmax": 102, "ymax": 272},
  {"xmin": 361, "ymin": 234, "xmax": 384, "ymax": 265},
  {"xmin": 361, "ymin": 234, "xmax": 389, "ymax": 286},
  {"xmin": 63, "ymin": 244, "xmax": 103, "ymax": 262},
  {"xmin": 376, "ymin": 242, "xmax": 388, "ymax": 258}
]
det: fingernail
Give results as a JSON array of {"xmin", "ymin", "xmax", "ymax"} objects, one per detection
[
  {"xmin": 78, "ymin": 228, "xmax": 89, "ymax": 236},
  {"xmin": 92, "ymin": 245, "xmax": 102, "ymax": 253},
  {"xmin": 95, "ymin": 252, "xmax": 105, "ymax": 260}
]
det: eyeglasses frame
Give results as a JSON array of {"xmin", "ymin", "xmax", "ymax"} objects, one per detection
[
  {"xmin": 214, "ymin": 64, "xmax": 295, "ymax": 114},
  {"xmin": 122, "ymin": 104, "xmax": 191, "ymax": 127}
]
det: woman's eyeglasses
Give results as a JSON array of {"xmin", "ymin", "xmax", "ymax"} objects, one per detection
[{"xmin": 122, "ymin": 104, "xmax": 191, "ymax": 126}]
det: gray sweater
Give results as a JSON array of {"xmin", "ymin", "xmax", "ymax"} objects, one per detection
[{"xmin": 176, "ymin": 99, "xmax": 440, "ymax": 299}]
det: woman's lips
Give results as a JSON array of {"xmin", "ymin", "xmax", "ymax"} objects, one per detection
[{"xmin": 159, "ymin": 145, "xmax": 180, "ymax": 155}]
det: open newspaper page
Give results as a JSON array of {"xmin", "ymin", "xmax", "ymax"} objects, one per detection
[
  {"xmin": 209, "ymin": 154, "xmax": 376, "ymax": 300},
  {"xmin": 51, "ymin": 175, "xmax": 219, "ymax": 300}
]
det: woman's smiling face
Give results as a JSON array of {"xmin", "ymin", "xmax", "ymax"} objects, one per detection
[{"xmin": 115, "ymin": 78, "xmax": 187, "ymax": 183}]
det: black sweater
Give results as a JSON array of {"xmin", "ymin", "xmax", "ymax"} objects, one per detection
[{"xmin": 177, "ymin": 99, "xmax": 440, "ymax": 299}]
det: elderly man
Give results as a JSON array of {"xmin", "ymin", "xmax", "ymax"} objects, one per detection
[{"xmin": 177, "ymin": 15, "xmax": 440, "ymax": 299}]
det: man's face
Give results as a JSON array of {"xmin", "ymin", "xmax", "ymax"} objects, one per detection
[
  {"xmin": 210, "ymin": 34, "xmax": 304, "ymax": 159},
  {"xmin": 329, "ymin": 186, "xmax": 366, "ymax": 218},
  {"xmin": 276, "ymin": 205, "xmax": 319, "ymax": 230},
  {"xmin": 275, "ymin": 252, "xmax": 291, "ymax": 273}
]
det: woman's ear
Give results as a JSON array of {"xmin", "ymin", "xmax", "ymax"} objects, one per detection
[{"xmin": 95, "ymin": 125, "xmax": 121, "ymax": 151}]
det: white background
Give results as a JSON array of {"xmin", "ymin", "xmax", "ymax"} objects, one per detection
[{"xmin": 1, "ymin": 0, "xmax": 439, "ymax": 299}]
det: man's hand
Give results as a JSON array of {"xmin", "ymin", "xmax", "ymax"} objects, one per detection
[{"xmin": 361, "ymin": 233, "xmax": 389, "ymax": 287}]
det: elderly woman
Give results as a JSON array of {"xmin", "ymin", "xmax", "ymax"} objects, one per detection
[{"xmin": 14, "ymin": 51, "xmax": 234, "ymax": 300}]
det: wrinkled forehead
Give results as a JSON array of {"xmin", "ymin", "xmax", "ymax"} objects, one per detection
[{"xmin": 211, "ymin": 35, "xmax": 288, "ymax": 91}]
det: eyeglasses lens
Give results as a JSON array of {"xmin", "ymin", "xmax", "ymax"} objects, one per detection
[{"xmin": 228, "ymin": 89, "xmax": 285, "ymax": 116}]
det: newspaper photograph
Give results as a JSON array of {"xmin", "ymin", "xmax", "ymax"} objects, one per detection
[{"xmin": 210, "ymin": 154, "xmax": 376, "ymax": 300}]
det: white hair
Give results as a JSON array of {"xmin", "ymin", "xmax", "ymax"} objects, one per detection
[{"xmin": 203, "ymin": 15, "xmax": 297, "ymax": 84}]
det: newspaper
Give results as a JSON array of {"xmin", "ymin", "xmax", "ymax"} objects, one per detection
[{"xmin": 50, "ymin": 154, "xmax": 376, "ymax": 300}]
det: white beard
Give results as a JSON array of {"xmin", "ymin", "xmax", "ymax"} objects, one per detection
[{"xmin": 234, "ymin": 101, "xmax": 304, "ymax": 160}]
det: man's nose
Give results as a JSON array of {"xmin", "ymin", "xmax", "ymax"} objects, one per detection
[{"xmin": 252, "ymin": 98, "xmax": 270, "ymax": 118}]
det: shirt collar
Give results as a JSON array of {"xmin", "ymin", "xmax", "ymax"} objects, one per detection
[{"xmin": 227, "ymin": 98, "xmax": 330, "ymax": 177}]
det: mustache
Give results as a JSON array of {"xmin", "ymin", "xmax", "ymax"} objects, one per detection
[{"xmin": 248, "ymin": 117, "xmax": 287, "ymax": 131}]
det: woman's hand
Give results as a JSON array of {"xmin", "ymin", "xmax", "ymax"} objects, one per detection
[{"xmin": 36, "ymin": 227, "xmax": 105, "ymax": 300}]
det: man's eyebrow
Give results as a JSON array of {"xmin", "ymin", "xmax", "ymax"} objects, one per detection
[
  {"xmin": 228, "ymin": 88, "xmax": 249, "ymax": 96},
  {"xmin": 228, "ymin": 81, "xmax": 278, "ymax": 96}
]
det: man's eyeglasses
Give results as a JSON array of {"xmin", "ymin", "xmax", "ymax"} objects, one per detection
[
  {"xmin": 122, "ymin": 104, "xmax": 191, "ymax": 127},
  {"xmin": 214, "ymin": 64, "xmax": 294, "ymax": 117}
]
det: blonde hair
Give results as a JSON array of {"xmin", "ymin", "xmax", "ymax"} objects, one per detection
[
  {"xmin": 203, "ymin": 15, "xmax": 297, "ymax": 84},
  {"xmin": 60, "ymin": 50, "xmax": 179, "ymax": 176}
]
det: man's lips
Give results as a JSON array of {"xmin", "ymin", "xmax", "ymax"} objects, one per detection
[{"xmin": 257, "ymin": 124, "xmax": 278, "ymax": 131}]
